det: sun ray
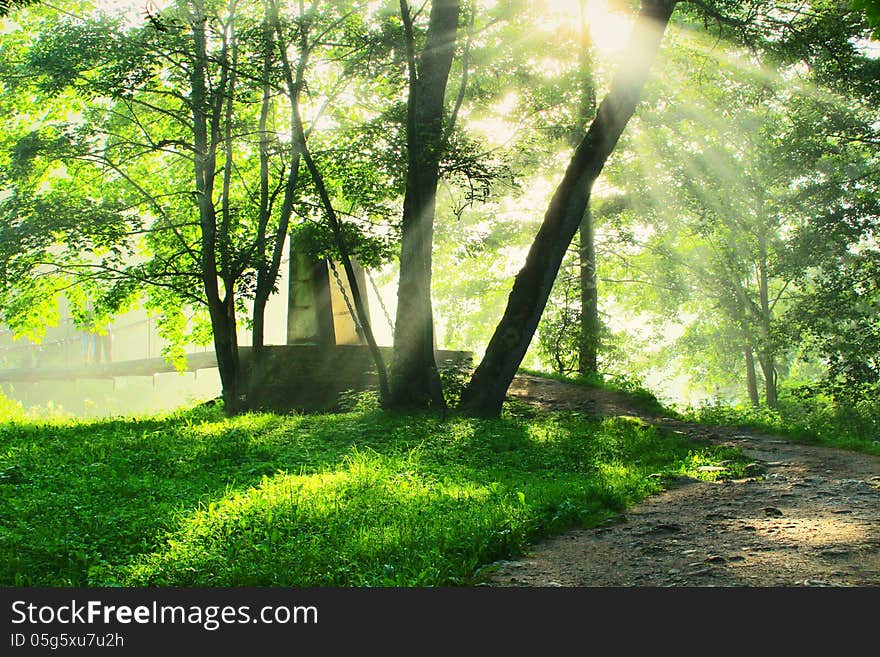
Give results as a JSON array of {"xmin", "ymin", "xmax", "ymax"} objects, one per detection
[{"xmin": 541, "ymin": 0, "xmax": 634, "ymax": 57}]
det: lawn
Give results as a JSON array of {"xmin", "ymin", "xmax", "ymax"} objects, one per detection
[{"xmin": 0, "ymin": 402, "xmax": 746, "ymax": 586}]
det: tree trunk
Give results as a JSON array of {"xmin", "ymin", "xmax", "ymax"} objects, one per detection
[
  {"xmin": 253, "ymin": 3, "xmax": 303, "ymax": 353},
  {"xmin": 759, "ymin": 354, "xmax": 778, "ymax": 409},
  {"xmin": 459, "ymin": 0, "xmax": 676, "ymax": 416},
  {"xmin": 745, "ymin": 347, "xmax": 759, "ymax": 406},
  {"xmin": 252, "ymin": 289, "xmax": 269, "ymax": 352},
  {"xmin": 757, "ymin": 236, "xmax": 778, "ymax": 409},
  {"xmin": 578, "ymin": 208, "xmax": 599, "ymax": 375},
  {"xmin": 252, "ymin": 10, "xmax": 274, "ymax": 355},
  {"xmin": 189, "ymin": 8, "xmax": 242, "ymax": 415},
  {"xmin": 209, "ymin": 293, "xmax": 241, "ymax": 414},
  {"xmin": 575, "ymin": 0, "xmax": 599, "ymax": 377},
  {"xmin": 389, "ymin": 0, "xmax": 461, "ymax": 410},
  {"xmin": 296, "ymin": 142, "xmax": 392, "ymax": 404}
]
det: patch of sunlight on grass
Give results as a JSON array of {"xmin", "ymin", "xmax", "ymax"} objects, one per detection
[
  {"xmin": 107, "ymin": 449, "xmax": 529, "ymax": 587},
  {"xmin": 526, "ymin": 421, "xmax": 566, "ymax": 444},
  {"xmin": 3, "ymin": 406, "xmax": 751, "ymax": 586},
  {"xmin": 447, "ymin": 420, "xmax": 477, "ymax": 442},
  {"xmin": 186, "ymin": 413, "xmax": 280, "ymax": 438}
]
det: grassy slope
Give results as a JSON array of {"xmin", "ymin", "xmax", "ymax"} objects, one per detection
[
  {"xmin": 0, "ymin": 402, "xmax": 746, "ymax": 587},
  {"xmin": 680, "ymin": 398, "xmax": 880, "ymax": 457},
  {"xmin": 516, "ymin": 368, "xmax": 671, "ymax": 416},
  {"xmin": 520, "ymin": 369, "xmax": 880, "ymax": 457}
]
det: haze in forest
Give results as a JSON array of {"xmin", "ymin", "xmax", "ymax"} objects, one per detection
[{"xmin": 0, "ymin": 0, "xmax": 877, "ymax": 421}]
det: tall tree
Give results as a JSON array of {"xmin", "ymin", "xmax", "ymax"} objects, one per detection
[
  {"xmin": 460, "ymin": 0, "xmax": 677, "ymax": 416},
  {"xmin": 594, "ymin": 2, "xmax": 879, "ymax": 407},
  {"xmin": 573, "ymin": 0, "xmax": 600, "ymax": 376},
  {"xmin": 0, "ymin": 0, "xmax": 395, "ymax": 414},
  {"xmin": 389, "ymin": 0, "xmax": 461, "ymax": 410}
]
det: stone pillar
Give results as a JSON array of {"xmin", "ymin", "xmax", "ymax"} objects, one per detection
[
  {"xmin": 327, "ymin": 259, "xmax": 369, "ymax": 346},
  {"xmin": 287, "ymin": 250, "xmax": 336, "ymax": 348}
]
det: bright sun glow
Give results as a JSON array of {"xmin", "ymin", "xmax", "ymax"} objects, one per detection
[
  {"xmin": 586, "ymin": 0, "xmax": 634, "ymax": 55},
  {"xmin": 549, "ymin": 0, "xmax": 635, "ymax": 56}
]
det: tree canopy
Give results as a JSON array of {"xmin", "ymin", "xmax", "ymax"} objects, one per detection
[{"xmin": 1, "ymin": 0, "xmax": 877, "ymax": 417}]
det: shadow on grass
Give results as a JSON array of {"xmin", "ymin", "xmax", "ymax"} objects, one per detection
[{"xmin": 0, "ymin": 407, "xmax": 743, "ymax": 586}]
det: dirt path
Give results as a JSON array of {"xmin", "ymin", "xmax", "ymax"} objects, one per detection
[{"xmin": 484, "ymin": 375, "xmax": 880, "ymax": 587}]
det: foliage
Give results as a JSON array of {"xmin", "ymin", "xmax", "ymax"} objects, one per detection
[
  {"xmin": 336, "ymin": 387, "xmax": 381, "ymax": 413},
  {"xmin": 680, "ymin": 382, "xmax": 880, "ymax": 455},
  {"xmin": 1, "ymin": 0, "xmax": 878, "ymax": 420},
  {"xmin": 594, "ymin": 12, "xmax": 880, "ymax": 406},
  {"xmin": 535, "ymin": 255, "xmax": 582, "ymax": 376},
  {"xmin": 289, "ymin": 221, "xmax": 396, "ymax": 271},
  {"xmin": 0, "ymin": 402, "xmax": 745, "ymax": 586},
  {"xmin": 437, "ymin": 354, "xmax": 473, "ymax": 408},
  {"xmin": 854, "ymin": 0, "xmax": 880, "ymax": 37},
  {"xmin": 0, "ymin": 389, "xmax": 24, "ymax": 420},
  {"xmin": 0, "ymin": 0, "xmax": 37, "ymax": 17}
]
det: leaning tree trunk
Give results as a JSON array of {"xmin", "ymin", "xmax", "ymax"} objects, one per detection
[
  {"xmin": 459, "ymin": 0, "xmax": 677, "ymax": 417},
  {"xmin": 390, "ymin": 0, "xmax": 461, "ymax": 410},
  {"xmin": 271, "ymin": 0, "xmax": 391, "ymax": 404}
]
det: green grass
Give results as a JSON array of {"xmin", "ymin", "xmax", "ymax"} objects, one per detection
[
  {"xmin": 0, "ymin": 402, "xmax": 746, "ymax": 587},
  {"xmin": 680, "ymin": 394, "xmax": 880, "ymax": 457}
]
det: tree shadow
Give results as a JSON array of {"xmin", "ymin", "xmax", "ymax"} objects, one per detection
[{"xmin": 0, "ymin": 407, "xmax": 731, "ymax": 586}]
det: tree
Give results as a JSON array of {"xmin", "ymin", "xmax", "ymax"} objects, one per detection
[
  {"xmin": 572, "ymin": 0, "xmax": 600, "ymax": 377},
  {"xmin": 0, "ymin": 0, "xmax": 396, "ymax": 414},
  {"xmin": 460, "ymin": 0, "xmax": 678, "ymax": 416},
  {"xmin": 459, "ymin": 0, "xmax": 878, "ymax": 416},
  {"xmin": 593, "ymin": 2, "xmax": 879, "ymax": 407},
  {"xmin": 628, "ymin": 97, "xmax": 805, "ymax": 408},
  {"xmin": 781, "ymin": 108, "xmax": 880, "ymax": 401},
  {"xmin": 389, "ymin": 0, "xmax": 461, "ymax": 410},
  {"xmin": 853, "ymin": 0, "xmax": 880, "ymax": 37}
]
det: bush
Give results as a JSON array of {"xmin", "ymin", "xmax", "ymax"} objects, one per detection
[
  {"xmin": 0, "ymin": 390, "xmax": 24, "ymax": 420},
  {"xmin": 439, "ymin": 355, "xmax": 473, "ymax": 407},
  {"xmin": 680, "ymin": 382, "xmax": 880, "ymax": 455}
]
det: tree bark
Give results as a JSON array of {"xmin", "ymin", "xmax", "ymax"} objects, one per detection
[
  {"xmin": 254, "ymin": 1, "xmax": 305, "ymax": 353},
  {"xmin": 252, "ymin": 9, "xmax": 274, "ymax": 354},
  {"xmin": 575, "ymin": 0, "xmax": 600, "ymax": 377},
  {"xmin": 745, "ymin": 347, "xmax": 759, "ymax": 406},
  {"xmin": 208, "ymin": 294, "xmax": 241, "ymax": 414},
  {"xmin": 578, "ymin": 208, "xmax": 600, "ymax": 375},
  {"xmin": 189, "ymin": 6, "xmax": 242, "ymax": 415},
  {"xmin": 757, "ymin": 236, "xmax": 778, "ymax": 409},
  {"xmin": 389, "ymin": 0, "xmax": 461, "ymax": 410},
  {"xmin": 759, "ymin": 354, "xmax": 778, "ymax": 408},
  {"xmin": 460, "ymin": 0, "xmax": 677, "ymax": 416}
]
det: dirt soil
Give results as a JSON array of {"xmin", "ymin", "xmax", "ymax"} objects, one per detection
[{"xmin": 484, "ymin": 374, "xmax": 880, "ymax": 587}]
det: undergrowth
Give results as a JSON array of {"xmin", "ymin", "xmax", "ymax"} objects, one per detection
[{"xmin": 680, "ymin": 388, "xmax": 880, "ymax": 456}]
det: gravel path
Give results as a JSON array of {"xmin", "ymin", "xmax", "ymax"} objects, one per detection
[{"xmin": 484, "ymin": 375, "xmax": 880, "ymax": 587}]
